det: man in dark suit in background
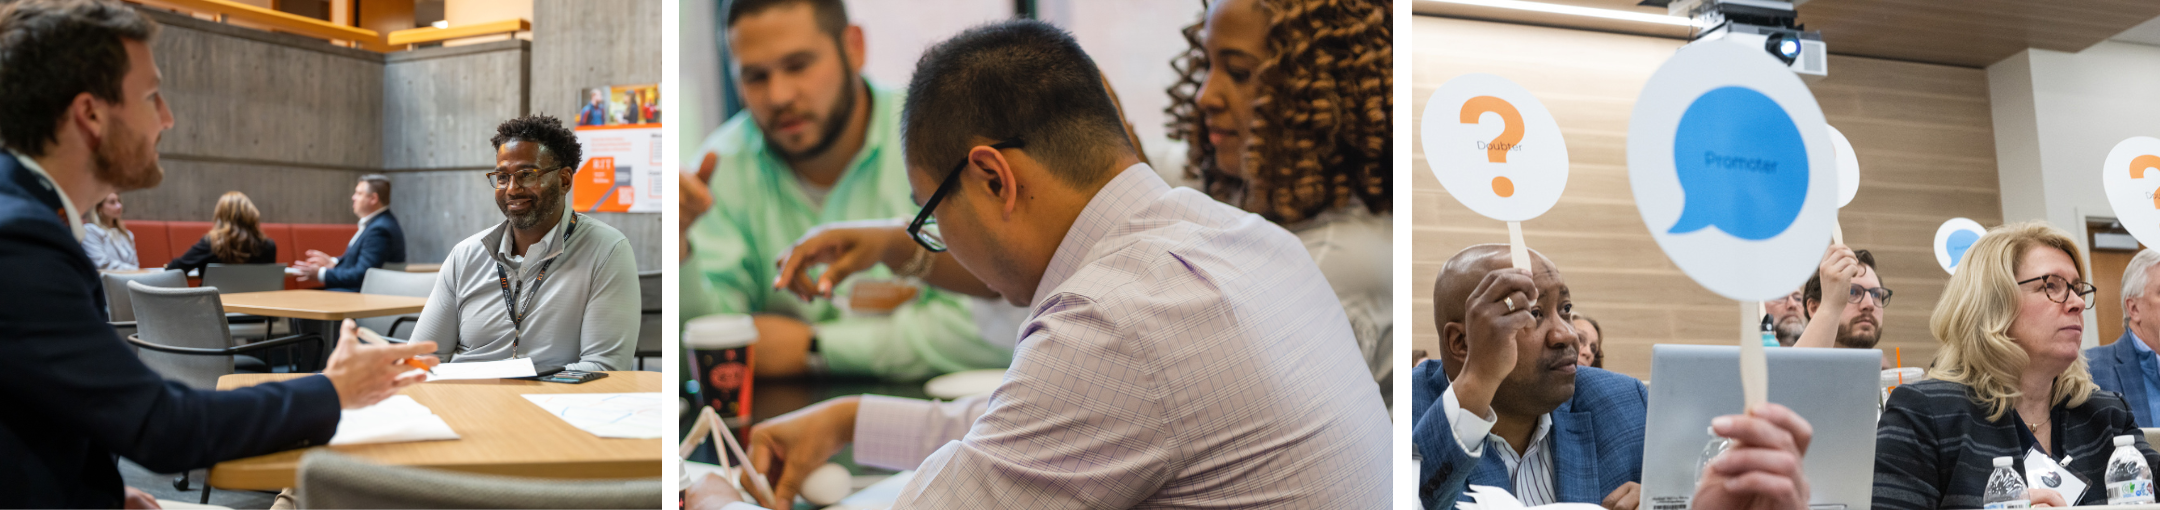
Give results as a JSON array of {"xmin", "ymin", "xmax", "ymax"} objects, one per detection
[
  {"xmin": 2089, "ymin": 249, "xmax": 2160, "ymax": 427},
  {"xmin": 295, "ymin": 173, "xmax": 405, "ymax": 291},
  {"xmin": 0, "ymin": 1, "xmax": 439, "ymax": 506}
]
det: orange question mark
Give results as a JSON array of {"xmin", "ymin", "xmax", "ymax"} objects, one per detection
[
  {"xmin": 2135, "ymin": 155, "xmax": 2160, "ymax": 209},
  {"xmin": 1460, "ymin": 96, "xmax": 1525, "ymax": 197}
]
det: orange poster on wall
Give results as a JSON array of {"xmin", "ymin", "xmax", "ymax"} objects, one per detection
[{"xmin": 572, "ymin": 83, "xmax": 661, "ymax": 213}]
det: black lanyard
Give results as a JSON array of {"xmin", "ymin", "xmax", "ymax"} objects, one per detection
[{"xmin": 494, "ymin": 213, "xmax": 578, "ymax": 357}]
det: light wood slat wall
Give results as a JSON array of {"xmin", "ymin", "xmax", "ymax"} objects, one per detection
[{"xmin": 1411, "ymin": 17, "xmax": 2001, "ymax": 379}]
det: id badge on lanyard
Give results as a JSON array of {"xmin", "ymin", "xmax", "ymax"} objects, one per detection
[
  {"xmin": 494, "ymin": 213, "xmax": 578, "ymax": 358},
  {"xmin": 2016, "ymin": 409, "xmax": 2089, "ymax": 504}
]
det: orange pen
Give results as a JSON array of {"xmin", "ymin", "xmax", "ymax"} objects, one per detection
[{"xmin": 355, "ymin": 326, "xmax": 435, "ymax": 376}]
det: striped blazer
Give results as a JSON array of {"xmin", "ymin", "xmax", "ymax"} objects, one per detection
[{"xmin": 1874, "ymin": 379, "xmax": 2160, "ymax": 509}]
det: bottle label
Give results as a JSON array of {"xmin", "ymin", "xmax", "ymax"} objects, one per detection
[
  {"xmin": 2109, "ymin": 479, "xmax": 2155, "ymax": 504},
  {"xmin": 1982, "ymin": 500, "xmax": 2029, "ymax": 509}
]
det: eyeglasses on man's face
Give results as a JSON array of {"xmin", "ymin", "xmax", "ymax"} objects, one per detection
[
  {"xmin": 907, "ymin": 139, "xmax": 1026, "ymax": 252},
  {"xmin": 1846, "ymin": 285, "xmax": 1894, "ymax": 307},
  {"xmin": 485, "ymin": 168, "xmax": 561, "ymax": 190}
]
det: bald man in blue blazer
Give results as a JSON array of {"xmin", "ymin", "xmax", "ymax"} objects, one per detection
[{"xmin": 1413, "ymin": 245, "xmax": 1648, "ymax": 510}]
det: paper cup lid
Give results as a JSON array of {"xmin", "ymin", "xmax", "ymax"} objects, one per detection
[{"xmin": 684, "ymin": 314, "xmax": 758, "ymax": 349}]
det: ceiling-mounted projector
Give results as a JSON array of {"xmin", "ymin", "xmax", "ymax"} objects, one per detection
[{"xmin": 1643, "ymin": 0, "xmax": 1827, "ymax": 80}]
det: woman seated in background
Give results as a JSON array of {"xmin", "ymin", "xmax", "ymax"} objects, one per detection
[
  {"xmin": 80, "ymin": 192, "xmax": 137, "ymax": 271},
  {"xmin": 1165, "ymin": 0, "xmax": 1393, "ymax": 407},
  {"xmin": 166, "ymin": 191, "xmax": 275, "ymax": 271},
  {"xmin": 1874, "ymin": 221, "xmax": 2160, "ymax": 509}
]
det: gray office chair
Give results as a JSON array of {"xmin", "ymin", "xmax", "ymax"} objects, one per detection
[
  {"xmin": 126, "ymin": 281, "xmax": 324, "ymax": 386},
  {"xmin": 127, "ymin": 280, "xmax": 324, "ymax": 500},
  {"xmin": 356, "ymin": 268, "xmax": 438, "ymax": 355},
  {"xmin": 296, "ymin": 451, "xmax": 662, "ymax": 509},
  {"xmin": 103, "ymin": 269, "xmax": 272, "ymax": 345},
  {"xmin": 202, "ymin": 263, "xmax": 285, "ymax": 293},
  {"xmin": 101, "ymin": 269, "xmax": 186, "ymax": 341},
  {"xmin": 203, "ymin": 262, "xmax": 288, "ymax": 341},
  {"xmin": 636, "ymin": 269, "xmax": 661, "ymax": 370}
]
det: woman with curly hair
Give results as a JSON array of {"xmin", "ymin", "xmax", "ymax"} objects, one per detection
[
  {"xmin": 167, "ymin": 191, "xmax": 276, "ymax": 272},
  {"xmin": 1167, "ymin": 0, "xmax": 1394, "ymax": 407}
]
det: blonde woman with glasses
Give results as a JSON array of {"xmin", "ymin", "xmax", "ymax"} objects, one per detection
[{"xmin": 1873, "ymin": 221, "xmax": 2160, "ymax": 508}]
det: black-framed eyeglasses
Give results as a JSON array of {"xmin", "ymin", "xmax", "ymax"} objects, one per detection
[
  {"xmin": 485, "ymin": 167, "xmax": 563, "ymax": 190},
  {"xmin": 907, "ymin": 139, "xmax": 1025, "ymax": 252},
  {"xmin": 1847, "ymin": 285, "xmax": 1894, "ymax": 307},
  {"xmin": 2017, "ymin": 275, "xmax": 2097, "ymax": 305}
]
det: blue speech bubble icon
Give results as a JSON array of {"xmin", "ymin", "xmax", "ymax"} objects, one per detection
[
  {"xmin": 1946, "ymin": 229, "xmax": 1979, "ymax": 269},
  {"xmin": 1667, "ymin": 86, "xmax": 1810, "ymax": 241}
]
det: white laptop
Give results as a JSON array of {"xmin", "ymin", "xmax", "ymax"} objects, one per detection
[{"xmin": 1641, "ymin": 344, "xmax": 1882, "ymax": 510}]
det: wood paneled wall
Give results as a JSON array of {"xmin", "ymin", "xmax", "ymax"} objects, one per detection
[{"xmin": 1411, "ymin": 17, "xmax": 2002, "ymax": 379}]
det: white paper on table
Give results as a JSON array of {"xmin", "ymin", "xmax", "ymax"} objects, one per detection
[
  {"xmin": 521, "ymin": 393, "xmax": 664, "ymax": 439},
  {"xmin": 425, "ymin": 357, "xmax": 538, "ymax": 381},
  {"xmin": 329, "ymin": 395, "xmax": 460, "ymax": 445},
  {"xmin": 1454, "ymin": 485, "xmax": 1606, "ymax": 510}
]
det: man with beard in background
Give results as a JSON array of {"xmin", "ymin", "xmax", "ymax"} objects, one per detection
[
  {"xmin": 1793, "ymin": 244, "xmax": 1894, "ymax": 368},
  {"xmin": 677, "ymin": 0, "xmax": 1014, "ymax": 381},
  {"xmin": 1764, "ymin": 287, "xmax": 1808, "ymax": 346},
  {"xmin": 401, "ymin": 115, "xmax": 641, "ymax": 373}
]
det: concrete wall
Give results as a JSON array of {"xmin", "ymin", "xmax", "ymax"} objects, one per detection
[
  {"xmin": 530, "ymin": 0, "xmax": 662, "ymax": 270},
  {"xmin": 120, "ymin": 4, "xmax": 658, "ymax": 269},
  {"xmin": 127, "ymin": 8, "xmax": 382, "ymax": 225},
  {"xmin": 1987, "ymin": 41, "xmax": 2160, "ymax": 348},
  {"xmin": 381, "ymin": 40, "xmax": 530, "ymax": 263}
]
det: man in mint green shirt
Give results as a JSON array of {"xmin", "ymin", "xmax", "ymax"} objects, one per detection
[{"xmin": 678, "ymin": 0, "xmax": 1011, "ymax": 380}]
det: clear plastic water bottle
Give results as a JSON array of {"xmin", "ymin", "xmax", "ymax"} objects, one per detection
[
  {"xmin": 1696, "ymin": 426, "xmax": 1732, "ymax": 485},
  {"xmin": 2108, "ymin": 434, "xmax": 2155, "ymax": 505},
  {"xmin": 1985, "ymin": 456, "xmax": 2031, "ymax": 508}
]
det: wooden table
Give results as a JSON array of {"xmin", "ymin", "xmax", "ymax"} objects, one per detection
[
  {"xmin": 209, "ymin": 371, "xmax": 662, "ymax": 490},
  {"xmin": 402, "ymin": 263, "xmax": 442, "ymax": 273},
  {"xmin": 220, "ymin": 290, "xmax": 428, "ymax": 371},
  {"xmin": 220, "ymin": 289, "xmax": 426, "ymax": 321}
]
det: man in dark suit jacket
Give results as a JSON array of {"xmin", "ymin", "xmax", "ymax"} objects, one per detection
[
  {"xmin": 296, "ymin": 174, "xmax": 406, "ymax": 291},
  {"xmin": 0, "ymin": 2, "xmax": 438, "ymax": 506},
  {"xmin": 2087, "ymin": 249, "xmax": 2160, "ymax": 427},
  {"xmin": 1412, "ymin": 244, "xmax": 1649, "ymax": 510}
]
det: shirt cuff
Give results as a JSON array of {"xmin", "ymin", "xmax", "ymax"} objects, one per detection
[
  {"xmin": 853, "ymin": 394, "xmax": 978, "ymax": 471},
  {"xmin": 1441, "ymin": 385, "xmax": 1497, "ymax": 458},
  {"xmin": 316, "ymin": 267, "xmax": 328, "ymax": 280}
]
